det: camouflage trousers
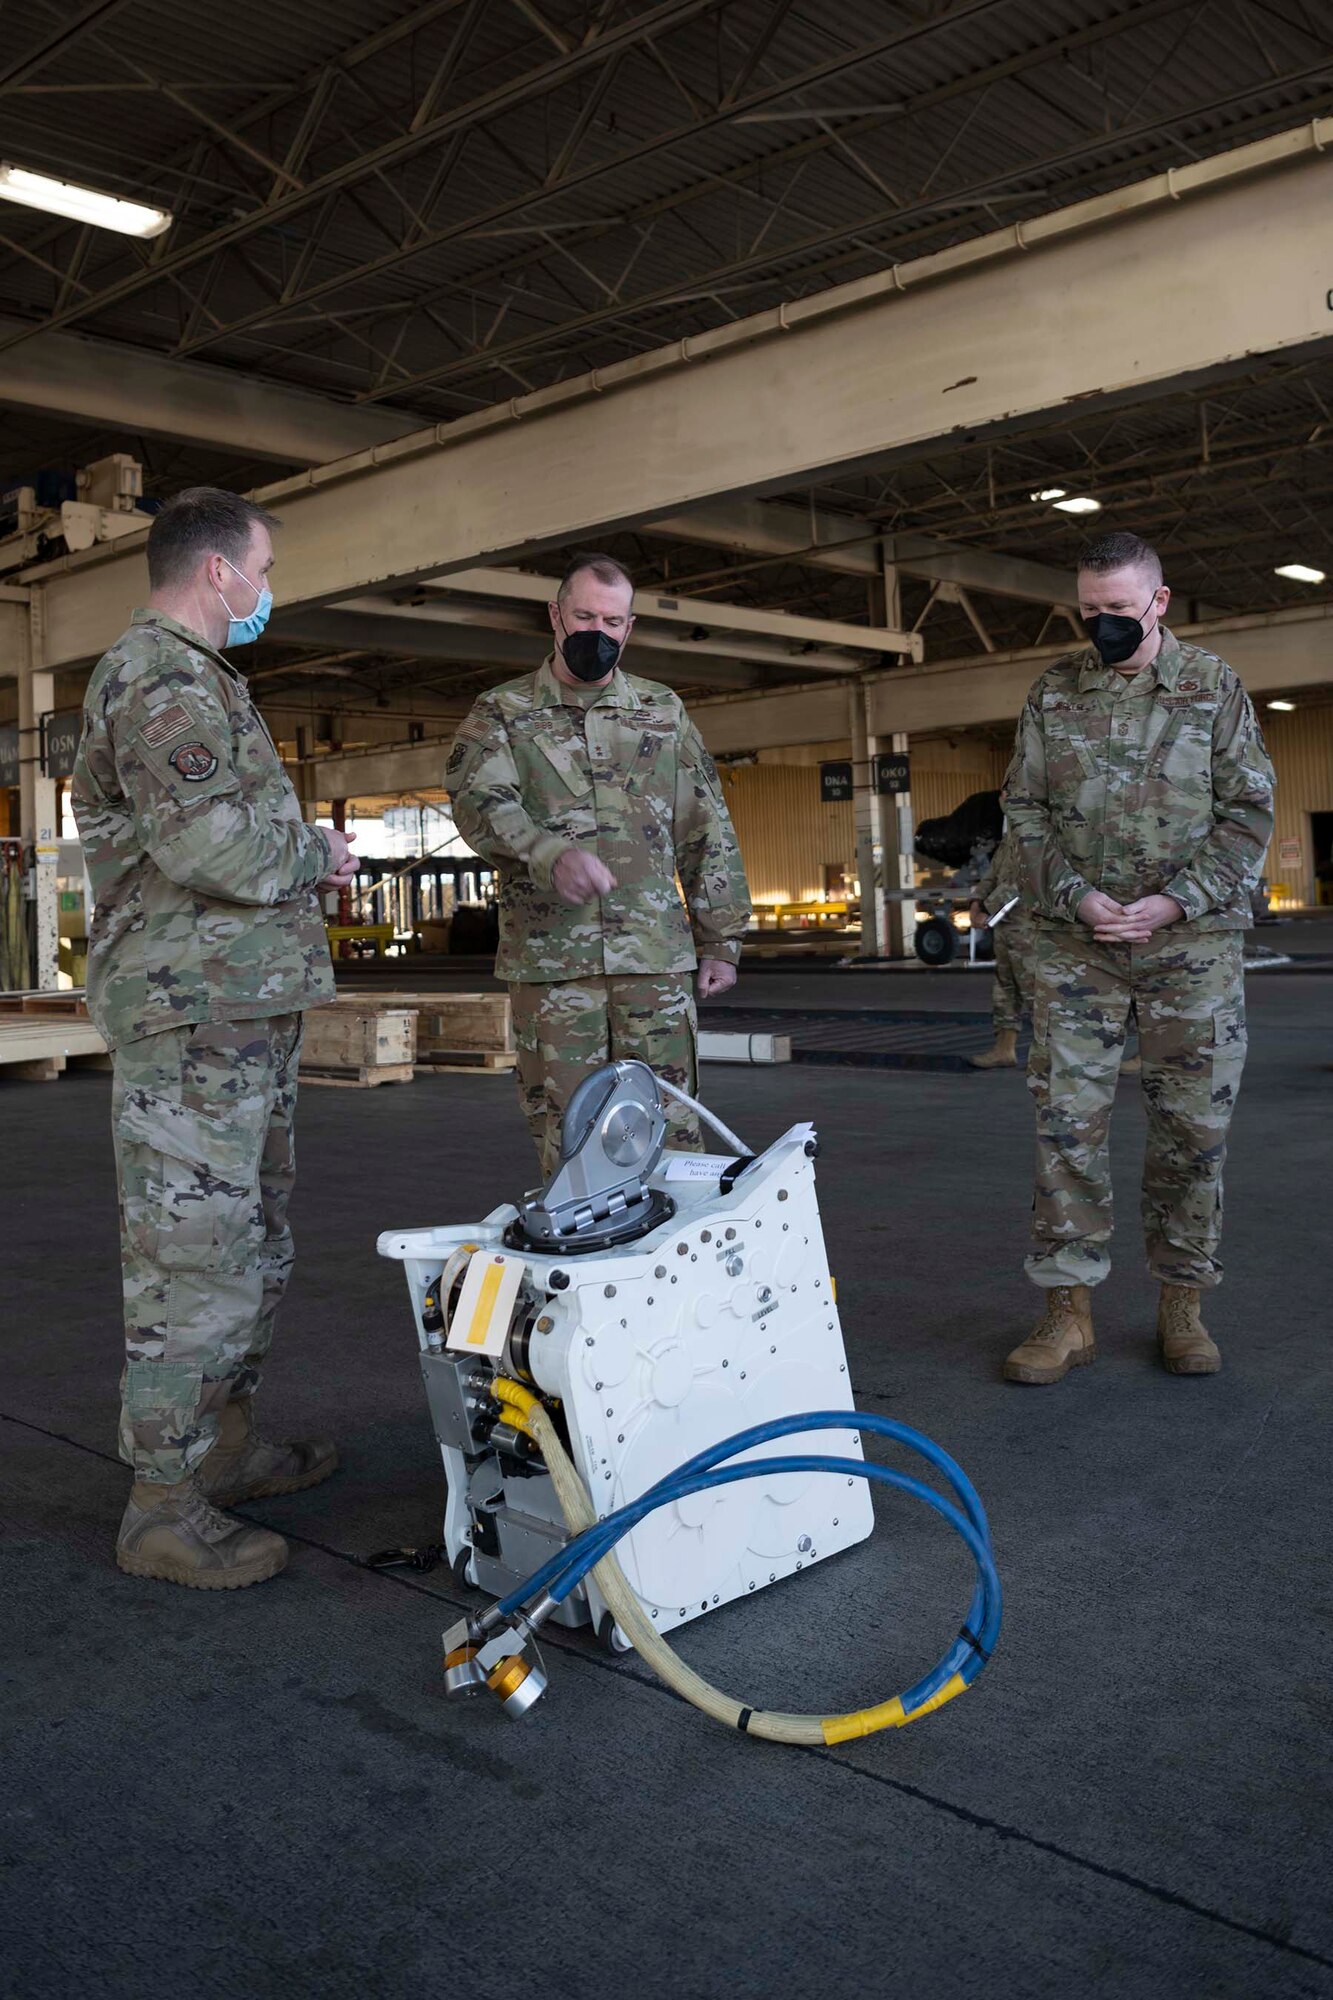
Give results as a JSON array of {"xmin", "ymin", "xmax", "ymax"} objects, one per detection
[
  {"xmin": 1026, "ymin": 928, "xmax": 1246, "ymax": 1291},
  {"xmin": 989, "ymin": 909, "xmax": 1038, "ymax": 1032},
  {"xmin": 111, "ymin": 1014, "xmax": 303, "ymax": 1482},
  {"xmin": 511, "ymin": 973, "xmax": 703, "ymax": 1177}
]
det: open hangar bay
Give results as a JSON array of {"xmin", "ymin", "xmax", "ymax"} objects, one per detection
[{"xmin": 2, "ymin": 3, "xmax": 1333, "ymax": 1996}]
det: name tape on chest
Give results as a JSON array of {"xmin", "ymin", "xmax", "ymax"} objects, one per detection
[{"xmin": 1157, "ymin": 691, "xmax": 1216, "ymax": 712}]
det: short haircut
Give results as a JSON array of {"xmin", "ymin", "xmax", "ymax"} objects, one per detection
[
  {"xmin": 147, "ymin": 486, "xmax": 281, "ymax": 591},
  {"xmin": 556, "ymin": 551, "xmax": 634, "ymax": 604},
  {"xmin": 1076, "ymin": 531, "xmax": 1163, "ymax": 588}
]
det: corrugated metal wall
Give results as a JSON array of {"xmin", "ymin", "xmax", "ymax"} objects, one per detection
[
  {"xmin": 909, "ymin": 737, "xmax": 1013, "ymax": 831},
  {"xmin": 720, "ymin": 735, "xmax": 1012, "ymax": 903},
  {"xmin": 1263, "ymin": 701, "xmax": 1333, "ymax": 906},
  {"xmin": 721, "ymin": 708, "xmax": 1333, "ymax": 909},
  {"xmin": 718, "ymin": 764, "xmax": 852, "ymax": 904}
]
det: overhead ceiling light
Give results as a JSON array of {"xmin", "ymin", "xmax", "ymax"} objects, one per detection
[
  {"xmin": 0, "ymin": 161, "xmax": 172, "ymax": 238},
  {"xmin": 1031, "ymin": 487, "xmax": 1067, "ymax": 502},
  {"xmin": 1274, "ymin": 562, "xmax": 1326, "ymax": 585},
  {"xmin": 1052, "ymin": 496, "xmax": 1102, "ymax": 515},
  {"xmin": 1267, "ymin": 699, "xmax": 1296, "ymax": 711}
]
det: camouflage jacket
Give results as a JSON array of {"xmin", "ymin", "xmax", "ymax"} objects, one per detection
[
  {"xmin": 72, "ymin": 609, "xmax": 334, "ymax": 1047},
  {"xmin": 1001, "ymin": 631, "xmax": 1274, "ymax": 930},
  {"xmin": 446, "ymin": 657, "xmax": 751, "ymax": 982},
  {"xmin": 974, "ymin": 827, "xmax": 1023, "ymax": 916}
]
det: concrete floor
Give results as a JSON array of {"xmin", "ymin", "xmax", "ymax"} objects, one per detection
[{"xmin": 3, "ymin": 967, "xmax": 1331, "ymax": 1999}]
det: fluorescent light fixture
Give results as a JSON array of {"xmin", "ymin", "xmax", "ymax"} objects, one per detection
[
  {"xmin": 1273, "ymin": 562, "xmax": 1326, "ymax": 585},
  {"xmin": 1052, "ymin": 495, "xmax": 1102, "ymax": 515},
  {"xmin": 0, "ymin": 162, "xmax": 172, "ymax": 238},
  {"xmin": 1031, "ymin": 487, "xmax": 1067, "ymax": 502},
  {"xmin": 1267, "ymin": 699, "xmax": 1296, "ymax": 711}
]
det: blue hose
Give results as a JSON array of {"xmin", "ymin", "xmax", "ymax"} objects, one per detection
[{"xmin": 495, "ymin": 1411, "xmax": 1001, "ymax": 1713}]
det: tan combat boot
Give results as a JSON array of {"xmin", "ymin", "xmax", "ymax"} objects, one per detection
[
  {"xmin": 969, "ymin": 1028, "xmax": 1018, "ymax": 1070},
  {"xmin": 1004, "ymin": 1285, "xmax": 1096, "ymax": 1384},
  {"xmin": 1157, "ymin": 1284, "xmax": 1221, "ymax": 1375},
  {"xmin": 196, "ymin": 1397, "xmax": 338, "ymax": 1507},
  {"xmin": 116, "ymin": 1477, "xmax": 288, "ymax": 1589}
]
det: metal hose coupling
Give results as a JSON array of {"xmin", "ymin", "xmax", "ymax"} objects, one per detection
[
  {"xmin": 445, "ymin": 1600, "xmax": 554, "ymax": 1717},
  {"xmin": 442, "ymin": 1604, "xmax": 508, "ymax": 1699},
  {"xmin": 484, "ymin": 1596, "xmax": 558, "ymax": 1718}
]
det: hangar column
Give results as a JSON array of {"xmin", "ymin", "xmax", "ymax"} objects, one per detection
[
  {"xmin": 851, "ymin": 547, "xmax": 915, "ymax": 960},
  {"xmin": 850, "ymin": 680, "xmax": 885, "ymax": 960},
  {"xmin": 17, "ymin": 588, "xmax": 58, "ymax": 989}
]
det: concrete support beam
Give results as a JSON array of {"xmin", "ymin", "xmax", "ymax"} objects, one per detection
[
  {"xmin": 644, "ymin": 498, "xmax": 1078, "ymax": 605},
  {"xmin": 425, "ymin": 566, "xmax": 920, "ymax": 659},
  {"xmin": 304, "ymin": 740, "xmax": 453, "ymax": 801},
  {"xmin": 15, "ymin": 119, "xmax": 1333, "ymax": 673},
  {"xmin": 13, "ymin": 593, "xmax": 58, "ymax": 987},
  {"xmin": 273, "ymin": 601, "xmax": 790, "ymax": 689},
  {"xmin": 848, "ymin": 684, "xmax": 883, "ymax": 960},
  {"xmin": 0, "ymin": 314, "xmax": 418, "ymax": 466},
  {"xmin": 646, "ymin": 497, "xmax": 880, "ymax": 577},
  {"xmin": 689, "ymin": 601, "xmax": 1333, "ymax": 753},
  {"xmin": 875, "ymin": 553, "xmax": 914, "ymax": 958},
  {"xmin": 893, "ymin": 537, "xmax": 1077, "ymax": 607}
]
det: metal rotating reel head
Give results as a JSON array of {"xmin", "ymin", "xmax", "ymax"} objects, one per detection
[{"xmin": 510, "ymin": 1059, "xmax": 674, "ymax": 1253}]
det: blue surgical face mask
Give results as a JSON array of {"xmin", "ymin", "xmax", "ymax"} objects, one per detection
[{"xmin": 212, "ymin": 553, "xmax": 273, "ymax": 647}]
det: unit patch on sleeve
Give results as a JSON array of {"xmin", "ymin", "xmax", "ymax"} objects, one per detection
[
  {"xmin": 169, "ymin": 742, "xmax": 221, "ymax": 782},
  {"xmin": 139, "ymin": 701, "xmax": 195, "ymax": 750}
]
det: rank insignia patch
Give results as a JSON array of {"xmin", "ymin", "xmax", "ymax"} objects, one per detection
[{"xmin": 169, "ymin": 742, "xmax": 220, "ymax": 782}]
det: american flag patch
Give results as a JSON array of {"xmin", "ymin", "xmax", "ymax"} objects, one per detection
[{"xmin": 139, "ymin": 701, "xmax": 193, "ymax": 749}]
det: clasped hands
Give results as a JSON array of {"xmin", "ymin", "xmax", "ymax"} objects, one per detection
[
  {"xmin": 319, "ymin": 825, "xmax": 359, "ymax": 891},
  {"xmin": 1078, "ymin": 887, "xmax": 1184, "ymax": 943},
  {"xmin": 551, "ymin": 844, "xmax": 736, "ymax": 1001}
]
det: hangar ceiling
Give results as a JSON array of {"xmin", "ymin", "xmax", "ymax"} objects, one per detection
[{"xmin": 2, "ymin": 0, "xmax": 1332, "ymax": 698}]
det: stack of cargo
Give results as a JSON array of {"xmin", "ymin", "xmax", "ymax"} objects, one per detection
[{"xmin": 300, "ymin": 1003, "xmax": 417, "ymax": 1088}]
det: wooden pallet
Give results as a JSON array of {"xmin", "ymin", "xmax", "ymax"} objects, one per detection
[
  {"xmin": 0, "ymin": 1015, "xmax": 108, "ymax": 1080},
  {"xmin": 0, "ymin": 989, "xmax": 92, "ymax": 1018},
  {"xmin": 300, "ymin": 1061, "xmax": 415, "ymax": 1089},
  {"xmin": 415, "ymin": 1048, "xmax": 518, "ymax": 1075}
]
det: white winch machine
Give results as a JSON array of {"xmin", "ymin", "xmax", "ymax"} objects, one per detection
[{"xmin": 378, "ymin": 1063, "xmax": 1001, "ymax": 1746}]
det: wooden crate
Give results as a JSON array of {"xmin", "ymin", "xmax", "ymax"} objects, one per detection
[
  {"xmin": 302, "ymin": 1005, "xmax": 417, "ymax": 1072},
  {"xmin": 415, "ymin": 994, "xmax": 513, "ymax": 1056},
  {"xmin": 341, "ymin": 990, "xmax": 514, "ymax": 1056}
]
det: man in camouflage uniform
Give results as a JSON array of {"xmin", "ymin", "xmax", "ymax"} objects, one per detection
[
  {"xmin": 72, "ymin": 487, "xmax": 358, "ymax": 1586},
  {"xmin": 968, "ymin": 826, "xmax": 1141, "ymax": 1074},
  {"xmin": 447, "ymin": 552, "xmax": 751, "ymax": 1176},
  {"xmin": 967, "ymin": 824, "xmax": 1037, "ymax": 1069},
  {"xmin": 1000, "ymin": 531, "xmax": 1273, "ymax": 1385}
]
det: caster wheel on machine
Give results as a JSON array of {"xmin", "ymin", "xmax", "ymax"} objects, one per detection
[
  {"xmin": 596, "ymin": 1612, "xmax": 634, "ymax": 1656},
  {"xmin": 451, "ymin": 1546, "xmax": 475, "ymax": 1591}
]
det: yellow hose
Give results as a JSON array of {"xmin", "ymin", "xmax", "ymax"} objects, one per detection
[{"xmin": 491, "ymin": 1378, "xmax": 964, "ymax": 1746}]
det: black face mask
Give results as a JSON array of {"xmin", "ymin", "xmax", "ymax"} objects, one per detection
[
  {"xmin": 1082, "ymin": 593, "xmax": 1159, "ymax": 667},
  {"xmin": 558, "ymin": 621, "xmax": 623, "ymax": 683}
]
